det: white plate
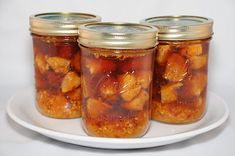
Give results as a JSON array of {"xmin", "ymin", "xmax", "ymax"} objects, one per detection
[{"xmin": 6, "ymin": 88, "xmax": 229, "ymax": 149}]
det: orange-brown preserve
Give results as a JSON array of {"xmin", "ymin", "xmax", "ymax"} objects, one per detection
[
  {"xmin": 33, "ymin": 34, "xmax": 82, "ymax": 118},
  {"xmin": 152, "ymin": 39, "xmax": 210, "ymax": 123},
  {"xmin": 141, "ymin": 15, "xmax": 213, "ymax": 124},
  {"xmin": 30, "ymin": 12, "xmax": 101, "ymax": 118},
  {"xmin": 80, "ymin": 46, "xmax": 155, "ymax": 137},
  {"xmin": 78, "ymin": 22, "xmax": 158, "ymax": 138}
]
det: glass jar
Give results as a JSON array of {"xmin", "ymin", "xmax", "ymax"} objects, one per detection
[
  {"xmin": 78, "ymin": 22, "xmax": 158, "ymax": 137},
  {"xmin": 141, "ymin": 16, "xmax": 213, "ymax": 124},
  {"xmin": 30, "ymin": 12, "xmax": 101, "ymax": 118}
]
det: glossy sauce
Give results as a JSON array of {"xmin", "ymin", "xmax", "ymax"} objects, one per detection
[
  {"xmin": 152, "ymin": 39, "xmax": 210, "ymax": 123},
  {"xmin": 80, "ymin": 45, "xmax": 155, "ymax": 138},
  {"xmin": 32, "ymin": 34, "xmax": 81, "ymax": 118}
]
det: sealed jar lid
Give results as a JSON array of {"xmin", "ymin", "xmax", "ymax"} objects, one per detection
[
  {"xmin": 140, "ymin": 15, "xmax": 213, "ymax": 40},
  {"xmin": 30, "ymin": 12, "xmax": 101, "ymax": 36},
  {"xmin": 78, "ymin": 22, "xmax": 158, "ymax": 49}
]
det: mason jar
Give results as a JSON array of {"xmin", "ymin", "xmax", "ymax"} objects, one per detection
[
  {"xmin": 141, "ymin": 16, "xmax": 213, "ymax": 124},
  {"xmin": 30, "ymin": 12, "xmax": 101, "ymax": 118},
  {"xmin": 78, "ymin": 22, "xmax": 158, "ymax": 137}
]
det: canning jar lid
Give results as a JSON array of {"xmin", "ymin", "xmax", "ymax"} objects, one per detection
[
  {"xmin": 30, "ymin": 12, "xmax": 101, "ymax": 36},
  {"xmin": 78, "ymin": 22, "xmax": 158, "ymax": 49},
  {"xmin": 140, "ymin": 15, "xmax": 213, "ymax": 40}
]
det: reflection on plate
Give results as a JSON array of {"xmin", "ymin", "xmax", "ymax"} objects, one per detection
[{"xmin": 6, "ymin": 88, "xmax": 229, "ymax": 149}]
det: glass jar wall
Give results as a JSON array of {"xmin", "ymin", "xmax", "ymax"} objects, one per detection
[
  {"xmin": 141, "ymin": 16, "xmax": 213, "ymax": 124},
  {"xmin": 30, "ymin": 12, "xmax": 101, "ymax": 118},
  {"xmin": 152, "ymin": 39, "xmax": 210, "ymax": 123},
  {"xmin": 78, "ymin": 22, "xmax": 158, "ymax": 137}
]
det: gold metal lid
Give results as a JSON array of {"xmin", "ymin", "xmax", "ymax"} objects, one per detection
[
  {"xmin": 30, "ymin": 12, "xmax": 101, "ymax": 36},
  {"xmin": 140, "ymin": 15, "xmax": 213, "ymax": 40},
  {"xmin": 78, "ymin": 22, "xmax": 158, "ymax": 49}
]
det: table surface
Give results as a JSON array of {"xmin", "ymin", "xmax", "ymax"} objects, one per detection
[{"xmin": 0, "ymin": 85, "xmax": 234, "ymax": 156}]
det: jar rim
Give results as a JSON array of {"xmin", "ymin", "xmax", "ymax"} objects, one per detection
[
  {"xmin": 29, "ymin": 12, "xmax": 101, "ymax": 36},
  {"xmin": 78, "ymin": 22, "xmax": 159, "ymax": 49},
  {"xmin": 140, "ymin": 15, "xmax": 213, "ymax": 40}
]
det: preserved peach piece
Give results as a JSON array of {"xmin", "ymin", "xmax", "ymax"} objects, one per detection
[
  {"xmin": 99, "ymin": 77, "xmax": 118, "ymax": 99},
  {"xmin": 156, "ymin": 45, "xmax": 170, "ymax": 64},
  {"xmin": 161, "ymin": 83, "xmax": 183, "ymax": 103},
  {"xmin": 136, "ymin": 71, "xmax": 152, "ymax": 89},
  {"xmin": 121, "ymin": 86, "xmax": 141, "ymax": 102},
  {"xmin": 189, "ymin": 72, "xmax": 207, "ymax": 96},
  {"xmin": 85, "ymin": 58, "xmax": 97, "ymax": 74},
  {"xmin": 35, "ymin": 53, "xmax": 49, "ymax": 73},
  {"xmin": 163, "ymin": 53, "xmax": 189, "ymax": 82},
  {"xmin": 181, "ymin": 44, "xmax": 203, "ymax": 57},
  {"xmin": 119, "ymin": 73, "xmax": 141, "ymax": 102},
  {"xmin": 86, "ymin": 98, "xmax": 111, "ymax": 118},
  {"xmin": 85, "ymin": 58, "xmax": 116, "ymax": 74},
  {"xmin": 46, "ymin": 57, "xmax": 70, "ymax": 74},
  {"xmin": 123, "ymin": 90, "xmax": 149, "ymax": 111},
  {"xmin": 190, "ymin": 55, "xmax": 207, "ymax": 69},
  {"xmin": 61, "ymin": 72, "xmax": 81, "ymax": 93}
]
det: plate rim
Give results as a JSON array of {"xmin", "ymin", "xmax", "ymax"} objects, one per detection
[{"xmin": 6, "ymin": 90, "xmax": 229, "ymax": 145}]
